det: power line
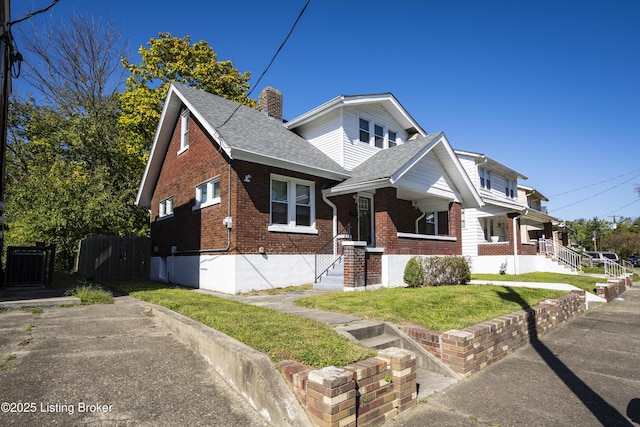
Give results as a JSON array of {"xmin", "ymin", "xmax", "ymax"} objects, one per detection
[
  {"xmin": 549, "ymin": 167, "xmax": 640, "ymax": 197},
  {"xmin": 215, "ymin": 0, "xmax": 311, "ymax": 131},
  {"xmin": 599, "ymin": 198, "xmax": 640, "ymax": 218},
  {"xmin": 549, "ymin": 173, "xmax": 640, "ymax": 213}
]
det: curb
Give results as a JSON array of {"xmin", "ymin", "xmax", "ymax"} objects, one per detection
[
  {"xmin": 0, "ymin": 296, "xmax": 81, "ymax": 308},
  {"xmin": 141, "ymin": 301, "xmax": 312, "ymax": 427}
]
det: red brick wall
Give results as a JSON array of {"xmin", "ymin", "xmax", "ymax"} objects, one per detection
[
  {"xmin": 150, "ymin": 109, "xmax": 340, "ymax": 256},
  {"xmin": 405, "ymin": 291, "xmax": 586, "ymax": 376}
]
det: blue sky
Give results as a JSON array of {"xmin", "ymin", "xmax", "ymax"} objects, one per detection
[{"xmin": 14, "ymin": 0, "xmax": 640, "ymax": 223}]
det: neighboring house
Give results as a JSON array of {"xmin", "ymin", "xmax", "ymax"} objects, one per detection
[
  {"xmin": 454, "ymin": 150, "xmax": 569, "ymax": 274},
  {"xmin": 136, "ymin": 83, "xmax": 483, "ymax": 293}
]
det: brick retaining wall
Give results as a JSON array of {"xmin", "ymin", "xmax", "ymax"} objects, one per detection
[
  {"xmin": 280, "ymin": 348, "xmax": 417, "ymax": 427},
  {"xmin": 405, "ymin": 290, "xmax": 586, "ymax": 376}
]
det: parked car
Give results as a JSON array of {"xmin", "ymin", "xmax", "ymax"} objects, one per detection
[
  {"xmin": 628, "ymin": 254, "xmax": 639, "ymax": 267},
  {"xmin": 583, "ymin": 251, "xmax": 603, "ymax": 267},
  {"xmin": 583, "ymin": 251, "xmax": 619, "ymax": 267},
  {"xmin": 600, "ymin": 252, "xmax": 620, "ymax": 264}
]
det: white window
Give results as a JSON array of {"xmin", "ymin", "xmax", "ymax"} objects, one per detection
[
  {"xmin": 374, "ymin": 124, "xmax": 384, "ymax": 148},
  {"xmin": 159, "ymin": 197, "xmax": 174, "ymax": 219},
  {"xmin": 423, "ymin": 211, "xmax": 449, "ymax": 236},
  {"xmin": 505, "ymin": 179, "xmax": 516, "ymax": 199},
  {"xmin": 388, "ymin": 130, "xmax": 397, "ymax": 147},
  {"xmin": 194, "ymin": 177, "xmax": 220, "ymax": 210},
  {"xmin": 269, "ymin": 175, "xmax": 316, "ymax": 234},
  {"xmin": 179, "ymin": 110, "xmax": 189, "ymax": 153},
  {"xmin": 359, "ymin": 118, "xmax": 370, "ymax": 144},
  {"xmin": 479, "ymin": 167, "xmax": 491, "ymax": 190}
]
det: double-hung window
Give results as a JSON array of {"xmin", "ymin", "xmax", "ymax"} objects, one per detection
[
  {"xmin": 179, "ymin": 110, "xmax": 190, "ymax": 153},
  {"xmin": 269, "ymin": 175, "xmax": 316, "ymax": 234},
  {"xmin": 359, "ymin": 118, "xmax": 370, "ymax": 144},
  {"xmin": 479, "ymin": 167, "xmax": 491, "ymax": 190},
  {"xmin": 194, "ymin": 177, "xmax": 220, "ymax": 210},
  {"xmin": 374, "ymin": 124, "xmax": 384, "ymax": 148},
  {"xmin": 505, "ymin": 179, "xmax": 515, "ymax": 199},
  {"xmin": 159, "ymin": 197, "xmax": 174, "ymax": 219},
  {"xmin": 388, "ymin": 131, "xmax": 397, "ymax": 147}
]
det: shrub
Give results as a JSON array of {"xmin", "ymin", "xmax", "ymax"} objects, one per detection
[
  {"xmin": 421, "ymin": 256, "xmax": 471, "ymax": 286},
  {"xmin": 403, "ymin": 256, "xmax": 423, "ymax": 287}
]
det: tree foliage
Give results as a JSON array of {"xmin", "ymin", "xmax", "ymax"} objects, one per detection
[
  {"xmin": 6, "ymin": 15, "xmax": 148, "ymax": 269},
  {"xmin": 119, "ymin": 32, "xmax": 256, "ymax": 157}
]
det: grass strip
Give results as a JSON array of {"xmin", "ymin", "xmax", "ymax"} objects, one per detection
[
  {"xmin": 471, "ymin": 272, "xmax": 604, "ymax": 294},
  {"xmin": 294, "ymin": 285, "xmax": 566, "ymax": 332},
  {"xmin": 110, "ymin": 284, "xmax": 375, "ymax": 368}
]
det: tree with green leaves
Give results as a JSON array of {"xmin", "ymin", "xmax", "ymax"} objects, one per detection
[
  {"xmin": 6, "ymin": 15, "xmax": 148, "ymax": 269},
  {"xmin": 119, "ymin": 32, "xmax": 256, "ymax": 159}
]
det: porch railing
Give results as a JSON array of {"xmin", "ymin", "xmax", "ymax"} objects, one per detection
[
  {"xmin": 538, "ymin": 238, "xmax": 582, "ymax": 272},
  {"xmin": 604, "ymin": 258, "xmax": 627, "ymax": 280},
  {"xmin": 315, "ymin": 224, "xmax": 351, "ymax": 283}
]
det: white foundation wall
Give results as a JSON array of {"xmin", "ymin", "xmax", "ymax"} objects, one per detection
[
  {"xmin": 149, "ymin": 254, "xmax": 315, "ymax": 294},
  {"xmin": 468, "ymin": 255, "xmax": 578, "ymax": 275},
  {"xmin": 382, "ymin": 255, "xmax": 414, "ymax": 288}
]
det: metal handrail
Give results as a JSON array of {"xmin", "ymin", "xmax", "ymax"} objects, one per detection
[
  {"xmin": 314, "ymin": 224, "xmax": 351, "ymax": 283},
  {"xmin": 604, "ymin": 258, "xmax": 627, "ymax": 279},
  {"xmin": 538, "ymin": 238, "xmax": 582, "ymax": 271}
]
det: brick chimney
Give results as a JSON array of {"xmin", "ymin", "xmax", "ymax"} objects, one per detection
[{"xmin": 259, "ymin": 86, "xmax": 283, "ymax": 121}]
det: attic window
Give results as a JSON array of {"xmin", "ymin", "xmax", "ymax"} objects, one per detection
[
  {"xmin": 359, "ymin": 118, "xmax": 370, "ymax": 144},
  {"xmin": 479, "ymin": 167, "xmax": 491, "ymax": 190},
  {"xmin": 179, "ymin": 110, "xmax": 189, "ymax": 153},
  {"xmin": 388, "ymin": 131, "xmax": 397, "ymax": 147}
]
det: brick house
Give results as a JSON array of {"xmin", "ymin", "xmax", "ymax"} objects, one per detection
[{"xmin": 135, "ymin": 83, "xmax": 484, "ymax": 293}]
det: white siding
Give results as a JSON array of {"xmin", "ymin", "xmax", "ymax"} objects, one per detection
[
  {"xmin": 293, "ymin": 109, "xmax": 344, "ymax": 166},
  {"xmin": 343, "ymin": 105, "xmax": 409, "ymax": 171},
  {"xmin": 398, "ymin": 155, "xmax": 457, "ymax": 199}
]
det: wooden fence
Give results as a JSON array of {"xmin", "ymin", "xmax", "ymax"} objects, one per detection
[{"xmin": 76, "ymin": 236, "xmax": 150, "ymax": 281}]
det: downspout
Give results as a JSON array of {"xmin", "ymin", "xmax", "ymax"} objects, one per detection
[
  {"xmin": 512, "ymin": 209, "xmax": 528, "ymax": 275},
  {"xmin": 415, "ymin": 211, "xmax": 426, "ymax": 234},
  {"xmin": 173, "ymin": 163, "xmax": 233, "ymax": 255},
  {"xmin": 322, "ymin": 191, "xmax": 338, "ymax": 255}
]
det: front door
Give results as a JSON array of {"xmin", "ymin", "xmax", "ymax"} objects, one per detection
[{"xmin": 357, "ymin": 195, "xmax": 374, "ymax": 246}]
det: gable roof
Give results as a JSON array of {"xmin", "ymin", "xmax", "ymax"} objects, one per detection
[
  {"xmin": 454, "ymin": 149, "xmax": 527, "ymax": 180},
  {"xmin": 330, "ymin": 132, "xmax": 483, "ymax": 208},
  {"xmin": 136, "ymin": 83, "xmax": 349, "ymax": 207},
  {"xmin": 284, "ymin": 93, "xmax": 427, "ymax": 137}
]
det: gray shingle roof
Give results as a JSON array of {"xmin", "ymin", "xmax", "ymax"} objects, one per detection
[
  {"xmin": 333, "ymin": 132, "xmax": 443, "ymax": 190},
  {"xmin": 173, "ymin": 83, "xmax": 349, "ymax": 178}
]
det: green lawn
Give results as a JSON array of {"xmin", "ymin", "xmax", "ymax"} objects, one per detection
[
  {"xmin": 107, "ymin": 282, "xmax": 375, "ymax": 368},
  {"xmin": 294, "ymin": 285, "xmax": 566, "ymax": 332},
  {"xmin": 471, "ymin": 272, "xmax": 603, "ymax": 294}
]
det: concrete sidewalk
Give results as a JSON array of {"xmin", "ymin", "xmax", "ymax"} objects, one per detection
[
  {"xmin": 385, "ymin": 285, "xmax": 640, "ymax": 426},
  {"xmin": 0, "ymin": 297, "xmax": 270, "ymax": 426}
]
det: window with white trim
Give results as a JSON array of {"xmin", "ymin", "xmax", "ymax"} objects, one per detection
[
  {"xmin": 359, "ymin": 118, "xmax": 370, "ymax": 144},
  {"xmin": 159, "ymin": 197, "xmax": 174, "ymax": 219},
  {"xmin": 269, "ymin": 175, "xmax": 316, "ymax": 233},
  {"xmin": 179, "ymin": 110, "xmax": 190, "ymax": 152},
  {"xmin": 388, "ymin": 130, "xmax": 397, "ymax": 147},
  {"xmin": 194, "ymin": 177, "xmax": 220, "ymax": 210},
  {"xmin": 505, "ymin": 179, "xmax": 516, "ymax": 199},
  {"xmin": 374, "ymin": 124, "xmax": 384, "ymax": 148},
  {"xmin": 479, "ymin": 167, "xmax": 491, "ymax": 190},
  {"xmin": 422, "ymin": 211, "xmax": 449, "ymax": 236}
]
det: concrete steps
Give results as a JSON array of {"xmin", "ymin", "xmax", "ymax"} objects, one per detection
[
  {"xmin": 335, "ymin": 320, "xmax": 460, "ymax": 399},
  {"xmin": 314, "ymin": 259, "xmax": 344, "ymax": 290}
]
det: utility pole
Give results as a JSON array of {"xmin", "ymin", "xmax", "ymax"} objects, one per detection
[
  {"xmin": 593, "ymin": 230, "xmax": 597, "ymax": 251},
  {"xmin": 0, "ymin": 0, "xmax": 10, "ymax": 289}
]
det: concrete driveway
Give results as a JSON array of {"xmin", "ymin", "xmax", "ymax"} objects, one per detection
[
  {"xmin": 387, "ymin": 285, "xmax": 640, "ymax": 427},
  {"xmin": 0, "ymin": 297, "xmax": 269, "ymax": 426}
]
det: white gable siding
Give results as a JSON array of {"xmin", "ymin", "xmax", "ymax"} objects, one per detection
[
  {"xmin": 342, "ymin": 105, "xmax": 409, "ymax": 171},
  {"xmin": 397, "ymin": 155, "xmax": 458, "ymax": 200},
  {"xmin": 456, "ymin": 155, "xmax": 479, "ymax": 185},
  {"xmin": 292, "ymin": 109, "xmax": 344, "ymax": 166}
]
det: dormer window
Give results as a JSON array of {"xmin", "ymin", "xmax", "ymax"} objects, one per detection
[
  {"xmin": 359, "ymin": 118, "xmax": 370, "ymax": 144},
  {"xmin": 505, "ymin": 179, "xmax": 516, "ymax": 199},
  {"xmin": 388, "ymin": 131, "xmax": 397, "ymax": 147},
  {"xmin": 179, "ymin": 110, "xmax": 190, "ymax": 153},
  {"xmin": 374, "ymin": 124, "xmax": 384, "ymax": 148},
  {"xmin": 479, "ymin": 167, "xmax": 491, "ymax": 190}
]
